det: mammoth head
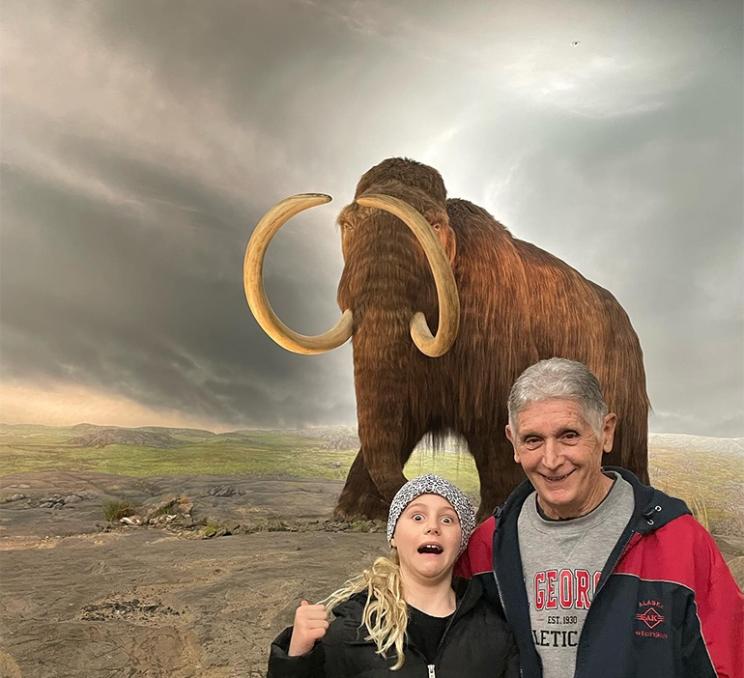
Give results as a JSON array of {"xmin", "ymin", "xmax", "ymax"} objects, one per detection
[
  {"xmin": 341, "ymin": 157, "xmax": 456, "ymax": 267},
  {"xmin": 243, "ymin": 158, "xmax": 460, "ymax": 358}
]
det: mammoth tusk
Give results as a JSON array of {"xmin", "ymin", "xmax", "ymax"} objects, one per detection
[
  {"xmin": 243, "ymin": 193, "xmax": 353, "ymax": 355},
  {"xmin": 355, "ymin": 193, "xmax": 460, "ymax": 357}
]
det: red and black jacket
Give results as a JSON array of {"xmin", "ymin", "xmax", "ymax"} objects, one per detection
[{"xmin": 455, "ymin": 467, "xmax": 744, "ymax": 678}]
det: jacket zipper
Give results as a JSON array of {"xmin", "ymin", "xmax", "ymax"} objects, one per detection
[
  {"xmin": 493, "ymin": 567, "xmax": 524, "ymax": 677},
  {"xmin": 594, "ymin": 530, "xmax": 638, "ymax": 598},
  {"xmin": 425, "ymin": 588, "xmax": 469, "ymax": 678},
  {"xmin": 492, "ymin": 511, "xmax": 525, "ymax": 677},
  {"xmin": 573, "ymin": 529, "xmax": 639, "ymax": 676}
]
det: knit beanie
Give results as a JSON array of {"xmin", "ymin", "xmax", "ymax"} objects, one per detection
[{"xmin": 386, "ymin": 474, "xmax": 476, "ymax": 555}]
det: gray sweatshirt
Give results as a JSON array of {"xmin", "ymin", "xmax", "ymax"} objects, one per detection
[{"xmin": 517, "ymin": 472, "xmax": 634, "ymax": 678}]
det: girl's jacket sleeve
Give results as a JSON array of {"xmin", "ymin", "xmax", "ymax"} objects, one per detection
[{"xmin": 267, "ymin": 626, "xmax": 325, "ymax": 678}]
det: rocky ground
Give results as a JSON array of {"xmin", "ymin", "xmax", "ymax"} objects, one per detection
[
  {"xmin": 0, "ymin": 471, "xmax": 742, "ymax": 678},
  {"xmin": 0, "ymin": 472, "xmax": 389, "ymax": 677}
]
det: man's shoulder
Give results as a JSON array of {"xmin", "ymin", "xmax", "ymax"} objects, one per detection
[
  {"xmin": 648, "ymin": 512, "xmax": 723, "ymax": 558},
  {"xmin": 615, "ymin": 512, "xmax": 725, "ymax": 588}
]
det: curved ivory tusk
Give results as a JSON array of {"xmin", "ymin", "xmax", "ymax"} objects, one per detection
[
  {"xmin": 355, "ymin": 193, "xmax": 460, "ymax": 357},
  {"xmin": 243, "ymin": 193, "xmax": 353, "ymax": 355}
]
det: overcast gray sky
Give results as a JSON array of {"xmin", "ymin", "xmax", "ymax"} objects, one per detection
[{"xmin": 1, "ymin": 0, "xmax": 742, "ymax": 436}]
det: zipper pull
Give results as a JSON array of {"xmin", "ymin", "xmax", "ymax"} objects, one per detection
[{"xmin": 427, "ymin": 665, "xmax": 436, "ymax": 677}]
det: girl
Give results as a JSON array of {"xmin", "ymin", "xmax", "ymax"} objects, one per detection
[{"xmin": 268, "ymin": 474, "xmax": 518, "ymax": 677}]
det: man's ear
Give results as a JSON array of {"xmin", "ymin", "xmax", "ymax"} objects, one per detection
[
  {"xmin": 505, "ymin": 424, "xmax": 519, "ymax": 463},
  {"xmin": 602, "ymin": 413, "xmax": 617, "ymax": 454}
]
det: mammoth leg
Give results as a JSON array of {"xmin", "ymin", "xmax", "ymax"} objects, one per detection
[
  {"xmin": 361, "ymin": 422, "xmax": 410, "ymax": 507},
  {"xmin": 336, "ymin": 359, "xmax": 413, "ymax": 517},
  {"xmin": 466, "ymin": 433, "xmax": 525, "ymax": 522},
  {"xmin": 334, "ymin": 448, "xmax": 389, "ymax": 521},
  {"xmin": 334, "ymin": 416, "xmax": 421, "ymax": 520}
]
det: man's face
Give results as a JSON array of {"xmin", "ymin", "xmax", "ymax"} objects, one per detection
[{"xmin": 505, "ymin": 398, "xmax": 617, "ymax": 519}]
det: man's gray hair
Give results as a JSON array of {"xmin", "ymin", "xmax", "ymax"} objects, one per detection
[{"xmin": 507, "ymin": 358, "xmax": 608, "ymax": 434}]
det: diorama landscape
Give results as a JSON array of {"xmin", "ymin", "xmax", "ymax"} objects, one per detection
[{"xmin": 1, "ymin": 423, "xmax": 742, "ymax": 677}]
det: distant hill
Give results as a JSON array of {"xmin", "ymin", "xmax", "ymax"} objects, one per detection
[
  {"xmin": 0, "ymin": 422, "xmax": 219, "ymax": 447},
  {"xmin": 292, "ymin": 426, "xmax": 360, "ymax": 450},
  {"xmin": 70, "ymin": 423, "xmax": 216, "ymax": 438},
  {"xmin": 2, "ymin": 423, "xmax": 742, "ymax": 455},
  {"xmin": 69, "ymin": 427, "xmax": 182, "ymax": 449},
  {"xmin": 228, "ymin": 426, "xmax": 361, "ymax": 450}
]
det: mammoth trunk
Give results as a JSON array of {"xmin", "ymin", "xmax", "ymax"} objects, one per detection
[{"xmin": 337, "ymin": 219, "xmax": 439, "ymax": 502}]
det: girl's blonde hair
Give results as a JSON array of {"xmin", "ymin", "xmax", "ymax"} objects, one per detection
[{"xmin": 319, "ymin": 551, "xmax": 409, "ymax": 670}]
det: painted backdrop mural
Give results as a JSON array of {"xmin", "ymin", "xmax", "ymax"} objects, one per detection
[{"xmin": 2, "ymin": 0, "xmax": 742, "ymax": 438}]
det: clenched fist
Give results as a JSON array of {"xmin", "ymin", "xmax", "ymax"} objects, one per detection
[{"xmin": 288, "ymin": 600, "xmax": 330, "ymax": 657}]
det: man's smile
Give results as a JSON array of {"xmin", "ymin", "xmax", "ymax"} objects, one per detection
[{"xmin": 540, "ymin": 468, "xmax": 577, "ymax": 483}]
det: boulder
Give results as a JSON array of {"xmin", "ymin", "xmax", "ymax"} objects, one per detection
[
  {"xmin": 120, "ymin": 515, "xmax": 142, "ymax": 526},
  {"xmin": 0, "ymin": 493, "xmax": 27, "ymax": 504}
]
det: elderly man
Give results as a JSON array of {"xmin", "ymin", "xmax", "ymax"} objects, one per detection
[{"xmin": 456, "ymin": 357, "xmax": 743, "ymax": 678}]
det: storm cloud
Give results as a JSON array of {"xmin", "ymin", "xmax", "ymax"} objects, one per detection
[{"xmin": 1, "ymin": 0, "xmax": 742, "ymax": 435}]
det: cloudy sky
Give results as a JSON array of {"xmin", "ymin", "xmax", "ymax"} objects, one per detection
[{"xmin": 1, "ymin": 0, "xmax": 742, "ymax": 436}]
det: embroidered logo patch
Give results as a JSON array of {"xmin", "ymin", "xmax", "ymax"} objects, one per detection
[
  {"xmin": 635, "ymin": 607, "xmax": 664, "ymax": 629},
  {"xmin": 634, "ymin": 599, "xmax": 668, "ymax": 639}
]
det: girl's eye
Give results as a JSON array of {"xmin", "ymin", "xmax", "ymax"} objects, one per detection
[
  {"xmin": 412, "ymin": 514, "xmax": 424, "ymax": 521},
  {"xmin": 441, "ymin": 516, "xmax": 454, "ymax": 524}
]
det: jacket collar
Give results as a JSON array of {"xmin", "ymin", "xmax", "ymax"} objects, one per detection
[
  {"xmin": 331, "ymin": 576, "xmax": 486, "ymax": 636},
  {"xmin": 495, "ymin": 466, "xmax": 689, "ymax": 534}
]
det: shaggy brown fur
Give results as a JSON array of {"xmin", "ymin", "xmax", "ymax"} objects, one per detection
[{"xmin": 334, "ymin": 158, "xmax": 649, "ymax": 521}]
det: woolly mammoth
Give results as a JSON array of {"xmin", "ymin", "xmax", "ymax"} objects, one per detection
[{"xmin": 243, "ymin": 157, "xmax": 649, "ymax": 520}]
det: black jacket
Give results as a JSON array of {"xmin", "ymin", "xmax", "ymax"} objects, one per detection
[{"xmin": 268, "ymin": 577, "xmax": 519, "ymax": 677}]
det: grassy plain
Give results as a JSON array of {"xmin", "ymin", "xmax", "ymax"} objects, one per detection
[
  {"xmin": 0, "ymin": 425, "xmax": 355, "ymax": 480},
  {"xmin": 1, "ymin": 424, "xmax": 741, "ymax": 534},
  {"xmin": 0, "ymin": 424, "xmax": 479, "ymax": 489}
]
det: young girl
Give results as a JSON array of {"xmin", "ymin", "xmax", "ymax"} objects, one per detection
[{"xmin": 268, "ymin": 474, "xmax": 518, "ymax": 677}]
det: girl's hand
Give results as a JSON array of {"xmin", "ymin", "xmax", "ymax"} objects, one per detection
[{"xmin": 288, "ymin": 600, "xmax": 329, "ymax": 656}]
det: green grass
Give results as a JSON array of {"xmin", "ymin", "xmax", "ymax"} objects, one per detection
[
  {"xmin": 2, "ymin": 425, "xmax": 741, "ymax": 535},
  {"xmin": 0, "ymin": 438, "xmax": 478, "ymax": 486},
  {"xmin": 0, "ymin": 440, "xmax": 355, "ymax": 479},
  {"xmin": 102, "ymin": 500, "xmax": 135, "ymax": 522},
  {"xmin": 0, "ymin": 425, "xmax": 480, "ymax": 500},
  {"xmin": 403, "ymin": 448, "xmax": 480, "ymax": 497}
]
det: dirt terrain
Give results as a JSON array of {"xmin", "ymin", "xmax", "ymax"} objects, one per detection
[
  {"xmin": 1, "ymin": 471, "xmax": 742, "ymax": 678},
  {"xmin": 0, "ymin": 472, "xmax": 388, "ymax": 677}
]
